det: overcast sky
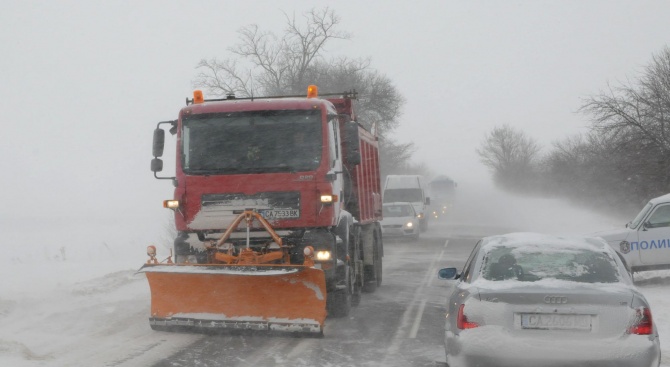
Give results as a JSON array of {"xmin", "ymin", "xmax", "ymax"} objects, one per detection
[{"xmin": 2, "ymin": 1, "xmax": 669, "ymax": 252}]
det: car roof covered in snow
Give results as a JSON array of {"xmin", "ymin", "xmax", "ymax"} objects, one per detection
[
  {"xmin": 649, "ymin": 193, "xmax": 670, "ymax": 205},
  {"xmin": 480, "ymin": 232, "xmax": 610, "ymax": 253}
]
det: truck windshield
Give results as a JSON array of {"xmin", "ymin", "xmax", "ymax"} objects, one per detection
[
  {"xmin": 629, "ymin": 202, "xmax": 653, "ymax": 229},
  {"xmin": 383, "ymin": 188, "xmax": 423, "ymax": 203},
  {"xmin": 182, "ymin": 109, "xmax": 322, "ymax": 174}
]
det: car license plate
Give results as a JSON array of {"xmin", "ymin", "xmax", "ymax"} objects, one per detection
[
  {"xmin": 520, "ymin": 313, "xmax": 592, "ymax": 331},
  {"xmin": 259, "ymin": 209, "xmax": 300, "ymax": 219}
]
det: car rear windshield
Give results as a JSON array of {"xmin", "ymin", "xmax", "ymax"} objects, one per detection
[{"xmin": 481, "ymin": 246, "xmax": 622, "ymax": 283}]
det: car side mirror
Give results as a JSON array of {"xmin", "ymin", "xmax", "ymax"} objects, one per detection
[{"xmin": 438, "ymin": 267, "xmax": 459, "ymax": 280}]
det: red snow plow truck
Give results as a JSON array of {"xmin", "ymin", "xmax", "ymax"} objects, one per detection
[{"xmin": 141, "ymin": 86, "xmax": 384, "ymax": 335}]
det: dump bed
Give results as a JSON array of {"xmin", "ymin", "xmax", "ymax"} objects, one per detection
[{"xmin": 351, "ymin": 126, "xmax": 382, "ymax": 224}]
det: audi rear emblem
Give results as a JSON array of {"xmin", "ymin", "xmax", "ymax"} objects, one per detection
[{"xmin": 544, "ymin": 295, "xmax": 568, "ymax": 304}]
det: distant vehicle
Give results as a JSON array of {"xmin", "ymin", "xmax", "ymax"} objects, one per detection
[
  {"xmin": 381, "ymin": 202, "xmax": 420, "ymax": 240},
  {"xmin": 596, "ymin": 193, "xmax": 670, "ymax": 274},
  {"xmin": 383, "ymin": 175, "xmax": 430, "ymax": 231},
  {"xmin": 438, "ymin": 232, "xmax": 660, "ymax": 367},
  {"xmin": 428, "ymin": 175, "xmax": 457, "ymax": 220}
]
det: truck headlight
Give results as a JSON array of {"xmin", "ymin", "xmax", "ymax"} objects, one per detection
[
  {"xmin": 316, "ymin": 250, "xmax": 332, "ymax": 261},
  {"xmin": 405, "ymin": 222, "xmax": 413, "ymax": 228},
  {"xmin": 320, "ymin": 194, "xmax": 338, "ymax": 203},
  {"xmin": 163, "ymin": 200, "xmax": 180, "ymax": 209}
]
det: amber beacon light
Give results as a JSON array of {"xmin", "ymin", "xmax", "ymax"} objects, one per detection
[
  {"xmin": 193, "ymin": 90, "xmax": 204, "ymax": 104},
  {"xmin": 307, "ymin": 85, "xmax": 318, "ymax": 98}
]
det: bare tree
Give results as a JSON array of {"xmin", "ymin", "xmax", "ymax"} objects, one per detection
[
  {"xmin": 477, "ymin": 124, "xmax": 541, "ymax": 190},
  {"xmin": 194, "ymin": 8, "xmax": 350, "ymax": 97},
  {"xmin": 379, "ymin": 138, "xmax": 415, "ymax": 175},
  {"xmin": 193, "ymin": 7, "xmax": 410, "ymax": 174},
  {"xmin": 578, "ymin": 46, "xmax": 670, "ymax": 202}
]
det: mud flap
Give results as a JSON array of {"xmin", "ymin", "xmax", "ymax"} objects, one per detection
[{"xmin": 141, "ymin": 264, "xmax": 327, "ymax": 334}]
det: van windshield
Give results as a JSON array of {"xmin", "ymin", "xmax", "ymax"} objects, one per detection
[
  {"xmin": 630, "ymin": 202, "xmax": 653, "ymax": 229},
  {"xmin": 383, "ymin": 188, "xmax": 423, "ymax": 203}
]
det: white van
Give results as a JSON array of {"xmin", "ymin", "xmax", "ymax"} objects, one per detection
[
  {"xmin": 382, "ymin": 175, "xmax": 430, "ymax": 230},
  {"xmin": 596, "ymin": 193, "xmax": 670, "ymax": 273}
]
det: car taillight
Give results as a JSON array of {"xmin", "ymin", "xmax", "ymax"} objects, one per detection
[
  {"xmin": 629, "ymin": 307, "xmax": 653, "ymax": 335},
  {"xmin": 457, "ymin": 304, "xmax": 479, "ymax": 329}
]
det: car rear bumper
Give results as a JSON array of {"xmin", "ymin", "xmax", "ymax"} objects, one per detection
[{"xmin": 446, "ymin": 329, "xmax": 660, "ymax": 367}]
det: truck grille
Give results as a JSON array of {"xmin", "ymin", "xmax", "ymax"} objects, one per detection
[{"xmin": 202, "ymin": 192, "xmax": 300, "ymax": 210}]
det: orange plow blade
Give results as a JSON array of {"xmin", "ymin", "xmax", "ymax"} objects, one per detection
[{"xmin": 141, "ymin": 264, "xmax": 327, "ymax": 334}]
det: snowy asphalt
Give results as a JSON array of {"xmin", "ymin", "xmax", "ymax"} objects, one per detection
[{"xmin": 152, "ymin": 225, "xmax": 470, "ymax": 367}]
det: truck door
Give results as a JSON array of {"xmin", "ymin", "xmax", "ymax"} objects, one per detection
[
  {"xmin": 637, "ymin": 203, "xmax": 670, "ymax": 265},
  {"xmin": 328, "ymin": 117, "xmax": 343, "ymax": 216}
]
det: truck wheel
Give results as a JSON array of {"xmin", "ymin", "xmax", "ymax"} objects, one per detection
[
  {"xmin": 351, "ymin": 260, "xmax": 362, "ymax": 307},
  {"xmin": 174, "ymin": 234, "xmax": 191, "ymax": 264},
  {"xmin": 350, "ymin": 229, "xmax": 362, "ymax": 307},
  {"xmin": 374, "ymin": 239, "xmax": 383, "ymax": 287},
  {"xmin": 363, "ymin": 238, "xmax": 382, "ymax": 293},
  {"xmin": 328, "ymin": 265, "xmax": 353, "ymax": 318}
]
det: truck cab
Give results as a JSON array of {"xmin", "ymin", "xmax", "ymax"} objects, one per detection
[{"xmin": 596, "ymin": 193, "xmax": 670, "ymax": 272}]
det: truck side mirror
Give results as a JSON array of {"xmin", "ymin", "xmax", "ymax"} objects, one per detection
[
  {"xmin": 425, "ymin": 197, "xmax": 431, "ymax": 205},
  {"xmin": 153, "ymin": 128, "xmax": 165, "ymax": 157},
  {"xmin": 344, "ymin": 121, "xmax": 361, "ymax": 166},
  {"xmin": 151, "ymin": 158, "xmax": 164, "ymax": 173}
]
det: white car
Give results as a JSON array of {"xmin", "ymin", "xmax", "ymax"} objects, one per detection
[
  {"xmin": 438, "ymin": 232, "xmax": 661, "ymax": 367},
  {"xmin": 381, "ymin": 202, "xmax": 420, "ymax": 239},
  {"xmin": 596, "ymin": 193, "xmax": 670, "ymax": 273}
]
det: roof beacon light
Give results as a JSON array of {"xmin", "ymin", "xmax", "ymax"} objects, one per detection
[
  {"xmin": 307, "ymin": 85, "xmax": 318, "ymax": 98},
  {"xmin": 193, "ymin": 90, "xmax": 204, "ymax": 104}
]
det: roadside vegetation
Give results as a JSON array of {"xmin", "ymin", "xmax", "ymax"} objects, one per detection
[
  {"xmin": 478, "ymin": 46, "xmax": 670, "ymax": 215},
  {"xmin": 192, "ymin": 7, "xmax": 421, "ymax": 178}
]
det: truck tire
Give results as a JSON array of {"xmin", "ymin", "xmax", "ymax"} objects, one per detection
[
  {"xmin": 363, "ymin": 235, "xmax": 382, "ymax": 293},
  {"xmin": 328, "ymin": 264, "xmax": 353, "ymax": 318},
  {"xmin": 350, "ymin": 227, "xmax": 362, "ymax": 307},
  {"xmin": 174, "ymin": 233, "xmax": 191, "ymax": 264},
  {"xmin": 374, "ymin": 237, "xmax": 383, "ymax": 287}
]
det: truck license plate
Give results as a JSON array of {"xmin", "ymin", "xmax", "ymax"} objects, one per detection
[
  {"xmin": 260, "ymin": 209, "xmax": 300, "ymax": 219},
  {"xmin": 520, "ymin": 313, "xmax": 592, "ymax": 331}
]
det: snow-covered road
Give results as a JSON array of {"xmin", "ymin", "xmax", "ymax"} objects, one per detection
[{"xmin": 2, "ymin": 186, "xmax": 669, "ymax": 366}]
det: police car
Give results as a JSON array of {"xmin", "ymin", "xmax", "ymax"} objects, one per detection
[{"xmin": 596, "ymin": 193, "xmax": 670, "ymax": 273}]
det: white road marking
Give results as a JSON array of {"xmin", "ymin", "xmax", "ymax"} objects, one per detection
[
  {"xmin": 384, "ymin": 238, "xmax": 451, "ymax": 363},
  {"xmin": 408, "ymin": 299, "xmax": 427, "ymax": 338},
  {"xmin": 409, "ymin": 240, "xmax": 449, "ymax": 339}
]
